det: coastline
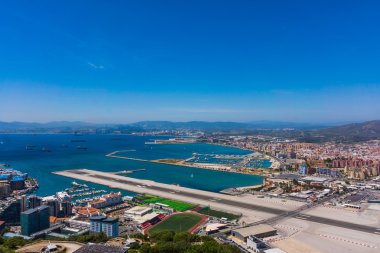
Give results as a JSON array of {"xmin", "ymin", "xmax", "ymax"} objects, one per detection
[{"xmin": 105, "ymin": 150, "xmax": 265, "ymax": 178}]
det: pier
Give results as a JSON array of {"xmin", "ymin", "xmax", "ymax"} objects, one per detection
[
  {"xmin": 110, "ymin": 168, "xmax": 146, "ymax": 175},
  {"xmin": 106, "ymin": 151, "xmax": 149, "ymax": 162},
  {"xmin": 106, "ymin": 150, "xmax": 264, "ymax": 175}
]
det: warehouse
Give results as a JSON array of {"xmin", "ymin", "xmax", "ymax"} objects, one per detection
[{"xmin": 231, "ymin": 224, "xmax": 277, "ymax": 242}]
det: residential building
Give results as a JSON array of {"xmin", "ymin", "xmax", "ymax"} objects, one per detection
[
  {"xmin": 21, "ymin": 205, "xmax": 50, "ymax": 236},
  {"xmin": 9, "ymin": 176, "xmax": 25, "ymax": 190},
  {"xmin": 28, "ymin": 195, "xmax": 42, "ymax": 209},
  {"xmin": 20, "ymin": 195, "xmax": 27, "ymax": 212},
  {"xmin": 0, "ymin": 183, "xmax": 11, "ymax": 198},
  {"xmin": 88, "ymin": 192, "xmax": 122, "ymax": 209},
  {"xmin": 90, "ymin": 216, "xmax": 119, "ymax": 237},
  {"xmin": 43, "ymin": 196, "xmax": 60, "ymax": 217},
  {"xmin": 299, "ymin": 165, "xmax": 308, "ymax": 175}
]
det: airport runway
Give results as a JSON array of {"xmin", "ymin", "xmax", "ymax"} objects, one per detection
[
  {"xmin": 54, "ymin": 169, "xmax": 380, "ymax": 235},
  {"xmin": 294, "ymin": 214, "xmax": 380, "ymax": 235}
]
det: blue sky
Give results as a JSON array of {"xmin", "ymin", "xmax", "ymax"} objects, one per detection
[{"xmin": 0, "ymin": 0, "xmax": 379, "ymax": 123}]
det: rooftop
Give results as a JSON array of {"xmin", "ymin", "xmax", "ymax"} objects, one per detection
[
  {"xmin": 233, "ymin": 224, "xmax": 277, "ymax": 238},
  {"xmin": 90, "ymin": 215, "xmax": 107, "ymax": 221},
  {"xmin": 302, "ymin": 176, "xmax": 328, "ymax": 182},
  {"xmin": 125, "ymin": 206, "xmax": 152, "ymax": 215},
  {"xmin": 73, "ymin": 244, "xmax": 126, "ymax": 253},
  {"xmin": 264, "ymin": 248, "xmax": 287, "ymax": 253},
  {"xmin": 21, "ymin": 205, "xmax": 49, "ymax": 215},
  {"xmin": 103, "ymin": 217, "xmax": 118, "ymax": 223}
]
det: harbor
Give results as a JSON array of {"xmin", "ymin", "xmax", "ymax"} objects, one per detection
[{"xmin": 106, "ymin": 149, "xmax": 274, "ymax": 176}]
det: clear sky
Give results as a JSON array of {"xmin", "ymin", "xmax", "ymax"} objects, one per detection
[{"xmin": 0, "ymin": 0, "xmax": 379, "ymax": 123}]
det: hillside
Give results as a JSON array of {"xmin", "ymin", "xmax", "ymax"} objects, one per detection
[{"xmin": 304, "ymin": 120, "xmax": 380, "ymax": 142}]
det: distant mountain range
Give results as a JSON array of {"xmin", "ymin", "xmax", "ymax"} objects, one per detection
[
  {"xmin": 1, "ymin": 120, "xmax": 379, "ymax": 143},
  {"xmin": 0, "ymin": 120, "xmax": 327, "ymax": 132},
  {"xmin": 131, "ymin": 121, "xmax": 328, "ymax": 130}
]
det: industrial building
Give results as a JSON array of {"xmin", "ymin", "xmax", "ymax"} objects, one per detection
[
  {"xmin": 247, "ymin": 236, "xmax": 268, "ymax": 251},
  {"xmin": 232, "ymin": 224, "xmax": 277, "ymax": 242}
]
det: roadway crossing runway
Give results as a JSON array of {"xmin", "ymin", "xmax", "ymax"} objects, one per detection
[{"xmin": 54, "ymin": 169, "xmax": 380, "ymax": 235}]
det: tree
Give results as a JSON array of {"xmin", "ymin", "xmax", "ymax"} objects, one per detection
[
  {"xmin": 186, "ymin": 240, "xmax": 241, "ymax": 253},
  {"xmin": 131, "ymin": 233, "xmax": 149, "ymax": 242},
  {"xmin": 4, "ymin": 236, "xmax": 28, "ymax": 249},
  {"xmin": 173, "ymin": 232, "xmax": 200, "ymax": 243},
  {"xmin": 139, "ymin": 243, "xmax": 151, "ymax": 253},
  {"xmin": 69, "ymin": 232, "xmax": 108, "ymax": 243},
  {"xmin": 150, "ymin": 231, "xmax": 175, "ymax": 242},
  {"xmin": 0, "ymin": 246, "xmax": 14, "ymax": 253}
]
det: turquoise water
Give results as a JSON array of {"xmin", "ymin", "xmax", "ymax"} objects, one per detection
[
  {"xmin": 0, "ymin": 134, "xmax": 263, "ymax": 196},
  {"xmin": 118, "ymin": 142, "xmax": 252, "ymax": 160},
  {"xmin": 246, "ymin": 159, "xmax": 272, "ymax": 168}
]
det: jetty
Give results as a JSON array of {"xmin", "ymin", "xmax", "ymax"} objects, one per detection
[{"xmin": 110, "ymin": 169, "xmax": 146, "ymax": 175}]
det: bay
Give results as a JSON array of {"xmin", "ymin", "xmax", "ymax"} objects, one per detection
[{"xmin": 0, "ymin": 134, "xmax": 264, "ymax": 196}]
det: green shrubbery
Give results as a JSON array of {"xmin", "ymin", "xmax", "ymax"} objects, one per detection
[
  {"xmin": 197, "ymin": 207, "xmax": 241, "ymax": 220},
  {"xmin": 68, "ymin": 232, "xmax": 109, "ymax": 243},
  {"xmin": 0, "ymin": 236, "xmax": 29, "ymax": 252},
  {"xmin": 132, "ymin": 231, "xmax": 242, "ymax": 253}
]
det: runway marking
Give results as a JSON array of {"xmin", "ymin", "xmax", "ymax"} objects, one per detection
[
  {"xmin": 53, "ymin": 169, "xmax": 380, "ymax": 235},
  {"xmin": 319, "ymin": 234, "xmax": 377, "ymax": 249}
]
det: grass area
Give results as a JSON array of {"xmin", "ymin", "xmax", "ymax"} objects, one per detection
[
  {"xmin": 135, "ymin": 194, "xmax": 156, "ymax": 201},
  {"xmin": 138, "ymin": 194, "xmax": 197, "ymax": 211},
  {"xmin": 149, "ymin": 214, "xmax": 202, "ymax": 234},
  {"xmin": 145, "ymin": 197, "xmax": 196, "ymax": 211},
  {"xmin": 197, "ymin": 207, "xmax": 241, "ymax": 220}
]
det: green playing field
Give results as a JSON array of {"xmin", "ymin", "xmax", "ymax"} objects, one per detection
[{"xmin": 149, "ymin": 213, "xmax": 202, "ymax": 234}]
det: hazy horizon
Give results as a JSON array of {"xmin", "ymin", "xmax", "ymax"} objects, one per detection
[
  {"xmin": 1, "ymin": 1, "xmax": 380, "ymax": 123},
  {"xmin": 0, "ymin": 119, "xmax": 372, "ymax": 126}
]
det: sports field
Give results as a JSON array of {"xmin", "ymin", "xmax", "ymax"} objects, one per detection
[
  {"xmin": 197, "ymin": 206, "xmax": 241, "ymax": 220},
  {"xmin": 138, "ymin": 195, "xmax": 196, "ymax": 211},
  {"xmin": 149, "ymin": 213, "xmax": 202, "ymax": 234}
]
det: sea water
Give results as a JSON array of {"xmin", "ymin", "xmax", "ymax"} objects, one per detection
[{"xmin": 0, "ymin": 134, "xmax": 264, "ymax": 196}]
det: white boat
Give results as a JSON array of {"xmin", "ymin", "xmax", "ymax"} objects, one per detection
[{"xmin": 72, "ymin": 181, "xmax": 81, "ymax": 187}]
